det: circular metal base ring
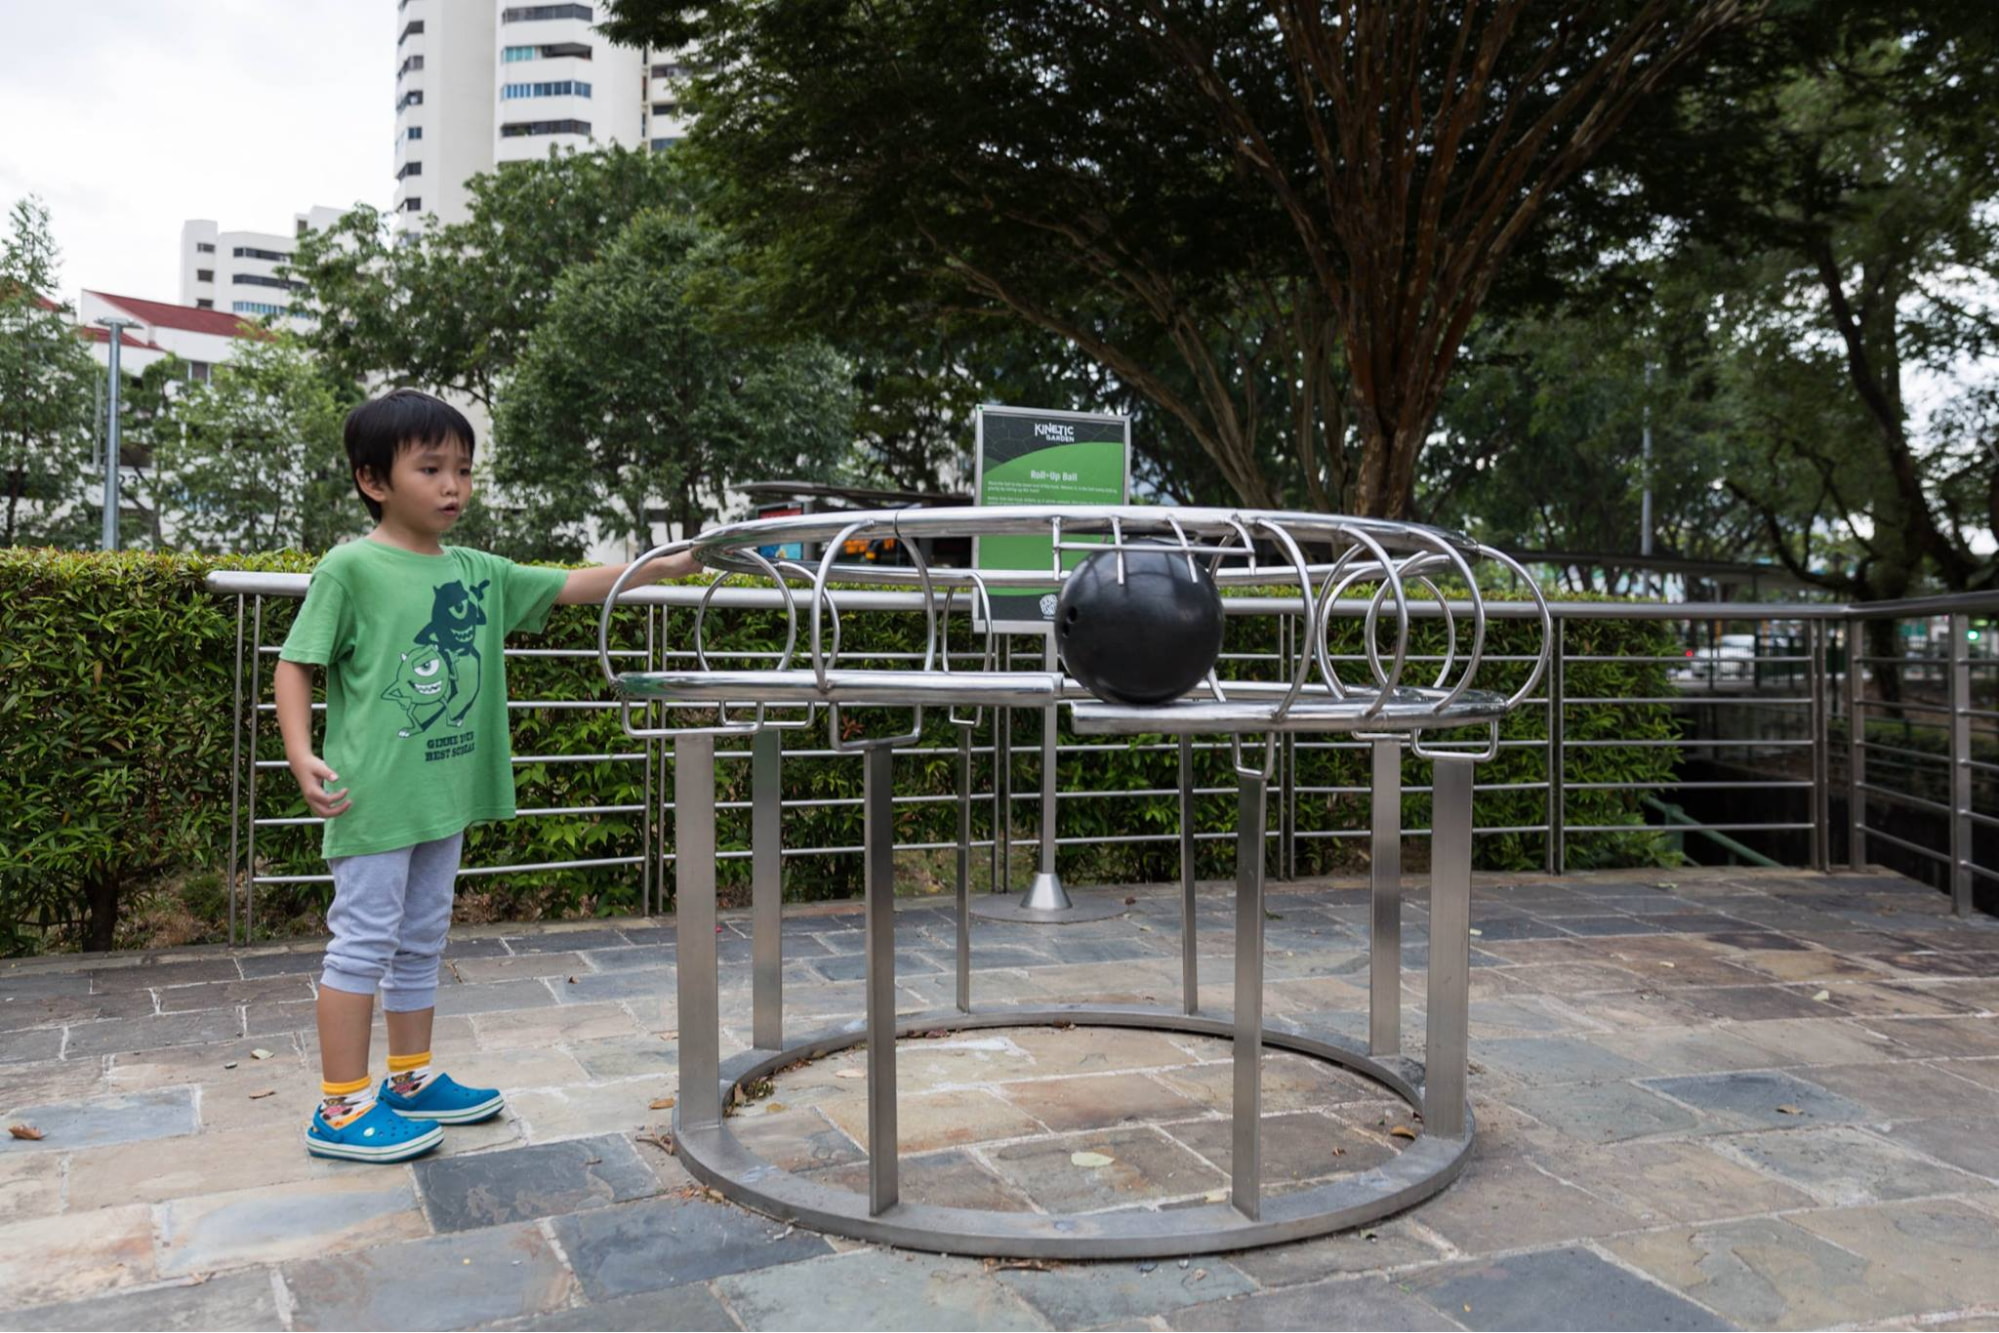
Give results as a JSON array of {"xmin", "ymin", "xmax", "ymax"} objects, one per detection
[
  {"xmin": 967, "ymin": 892, "xmax": 1130, "ymax": 924},
  {"xmin": 672, "ymin": 1003, "xmax": 1473, "ymax": 1260}
]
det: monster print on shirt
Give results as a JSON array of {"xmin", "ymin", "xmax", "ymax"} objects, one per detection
[{"xmin": 382, "ymin": 577, "xmax": 491, "ymax": 745}]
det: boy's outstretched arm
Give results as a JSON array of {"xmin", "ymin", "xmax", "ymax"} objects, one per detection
[{"xmin": 554, "ymin": 549, "xmax": 704, "ymax": 605}]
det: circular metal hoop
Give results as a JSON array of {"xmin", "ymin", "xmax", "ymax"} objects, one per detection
[{"xmin": 671, "ymin": 1003, "xmax": 1474, "ymax": 1260}]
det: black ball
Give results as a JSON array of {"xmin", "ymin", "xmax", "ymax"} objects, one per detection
[{"xmin": 1056, "ymin": 546, "xmax": 1225, "ymax": 706}]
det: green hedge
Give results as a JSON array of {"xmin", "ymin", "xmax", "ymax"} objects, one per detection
[{"xmin": 0, "ymin": 548, "xmax": 1680, "ymax": 954}]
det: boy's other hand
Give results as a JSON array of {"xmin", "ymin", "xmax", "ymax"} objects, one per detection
[{"xmin": 294, "ymin": 755, "xmax": 352, "ymax": 819}]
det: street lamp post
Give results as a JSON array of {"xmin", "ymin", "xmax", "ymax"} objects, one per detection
[{"xmin": 94, "ymin": 317, "xmax": 142, "ymax": 551}]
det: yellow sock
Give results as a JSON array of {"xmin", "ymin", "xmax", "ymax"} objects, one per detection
[
  {"xmin": 319, "ymin": 1075, "xmax": 372, "ymax": 1127},
  {"xmin": 387, "ymin": 1050, "xmax": 433, "ymax": 1095}
]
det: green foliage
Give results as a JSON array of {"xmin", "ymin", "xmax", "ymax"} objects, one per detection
[
  {"xmin": 495, "ymin": 209, "xmax": 854, "ymax": 549},
  {"xmin": 153, "ymin": 333, "xmax": 365, "ymax": 554},
  {"xmin": 0, "ymin": 196, "xmax": 98, "ymax": 549},
  {"xmin": 0, "ymin": 549, "xmax": 1681, "ymax": 954}
]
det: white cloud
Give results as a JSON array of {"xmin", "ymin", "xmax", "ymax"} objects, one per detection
[{"xmin": 0, "ymin": 0, "xmax": 394, "ymax": 306}]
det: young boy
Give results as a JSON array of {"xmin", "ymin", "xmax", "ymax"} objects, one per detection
[{"xmin": 275, "ymin": 389, "xmax": 698, "ymax": 1161}]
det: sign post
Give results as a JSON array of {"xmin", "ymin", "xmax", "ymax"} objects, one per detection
[{"xmin": 971, "ymin": 406, "xmax": 1130, "ymax": 920}]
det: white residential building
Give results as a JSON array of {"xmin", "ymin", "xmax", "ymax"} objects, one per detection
[
  {"xmin": 75, "ymin": 291, "xmax": 270, "ymax": 381},
  {"xmin": 178, "ymin": 208, "xmax": 347, "ymax": 321},
  {"xmin": 392, "ymin": 0, "xmax": 689, "ymax": 230}
]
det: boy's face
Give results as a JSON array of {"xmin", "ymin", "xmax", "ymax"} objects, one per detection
[{"xmin": 360, "ymin": 435, "xmax": 474, "ymax": 535}]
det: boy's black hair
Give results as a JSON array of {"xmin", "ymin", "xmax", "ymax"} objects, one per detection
[{"xmin": 345, "ymin": 389, "xmax": 476, "ymax": 521}]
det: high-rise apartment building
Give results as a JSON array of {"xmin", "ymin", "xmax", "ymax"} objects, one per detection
[
  {"xmin": 178, "ymin": 208, "xmax": 347, "ymax": 318},
  {"xmin": 392, "ymin": 0, "xmax": 690, "ymax": 231}
]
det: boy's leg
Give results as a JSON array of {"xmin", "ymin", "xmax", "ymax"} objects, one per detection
[
  {"xmin": 379, "ymin": 833, "xmax": 501, "ymax": 1123},
  {"xmin": 319, "ymin": 845, "xmax": 415, "ymax": 1086}
]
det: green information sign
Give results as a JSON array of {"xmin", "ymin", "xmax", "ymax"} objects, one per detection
[{"xmin": 973, "ymin": 405, "xmax": 1130, "ymax": 631}]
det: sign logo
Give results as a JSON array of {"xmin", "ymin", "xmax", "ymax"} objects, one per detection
[
  {"xmin": 1039, "ymin": 593, "xmax": 1058, "ymax": 618},
  {"xmin": 1034, "ymin": 422, "xmax": 1076, "ymax": 442}
]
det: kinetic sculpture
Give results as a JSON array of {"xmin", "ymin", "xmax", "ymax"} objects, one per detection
[{"xmin": 600, "ymin": 506, "xmax": 1550, "ymax": 1257}]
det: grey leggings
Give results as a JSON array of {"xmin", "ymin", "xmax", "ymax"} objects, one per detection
[{"xmin": 321, "ymin": 832, "xmax": 463, "ymax": 1012}]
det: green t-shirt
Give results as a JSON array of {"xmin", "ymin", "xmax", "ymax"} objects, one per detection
[{"xmin": 279, "ymin": 538, "xmax": 570, "ymax": 859}]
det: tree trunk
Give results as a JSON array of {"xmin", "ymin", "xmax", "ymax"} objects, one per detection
[{"xmin": 83, "ymin": 873, "xmax": 120, "ymax": 952}]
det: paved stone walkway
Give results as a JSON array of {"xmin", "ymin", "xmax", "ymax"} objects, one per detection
[{"xmin": 4, "ymin": 868, "xmax": 1999, "ymax": 1330}]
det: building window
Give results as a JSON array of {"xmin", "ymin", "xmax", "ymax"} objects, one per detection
[
  {"xmin": 399, "ymin": 54, "xmax": 425, "ymax": 78},
  {"xmin": 405, "ymin": 125, "xmax": 424, "ymax": 141},
  {"xmin": 503, "ymin": 45, "xmax": 537, "ymax": 61},
  {"xmin": 234, "ymin": 273, "xmax": 300, "ymax": 290},
  {"xmin": 232, "ymin": 301, "xmax": 284, "ymax": 316},
  {"xmin": 400, "ymin": 19, "xmax": 424, "ymax": 41},
  {"xmin": 649, "ymin": 137, "xmax": 679, "ymax": 152},
  {"xmin": 397, "ymin": 161, "xmax": 423, "ymax": 179},
  {"xmin": 650, "ymin": 62, "xmax": 688, "ymax": 78},
  {"xmin": 195, "ymin": 299, "xmax": 214, "ymax": 310},
  {"xmin": 501, "ymin": 4, "xmax": 592, "ymax": 21},
  {"xmin": 195, "ymin": 241, "xmax": 215, "ymax": 253},
  {"xmin": 195, "ymin": 268, "xmax": 214, "ymax": 283},
  {"xmin": 500, "ymin": 119, "xmax": 591, "ymax": 138},
  {"xmin": 188, "ymin": 361, "xmax": 212, "ymax": 382},
  {"xmin": 398, "ymin": 89, "xmax": 424, "ymax": 111},
  {"xmin": 231, "ymin": 245, "xmax": 289, "ymax": 262},
  {"xmin": 501, "ymin": 80, "xmax": 591, "ymax": 100},
  {"xmin": 402, "ymin": 197, "xmax": 424, "ymax": 211},
  {"xmin": 542, "ymin": 41, "xmax": 591, "ymax": 58},
  {"xmin": 651, "ymin": 102, "xmax": 678, "ymax": 116}
]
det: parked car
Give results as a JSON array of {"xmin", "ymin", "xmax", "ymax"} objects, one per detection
[{"xmin": 1673, "ymin": 634, "xmax": 1758, "ymax": 684}]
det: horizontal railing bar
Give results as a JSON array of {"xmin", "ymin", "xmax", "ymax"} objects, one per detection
[
  {"xmin": 1855, "ymin": 782, "xmax": 1955, "ymax": 817},
  {"xmin": 1858, "ymin": 823, "xmax": 1950, "ymax": 865}
]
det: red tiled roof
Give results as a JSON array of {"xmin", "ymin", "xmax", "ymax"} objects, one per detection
[
  {"xmin": 85, "ymin": 291, "xmax": 273, "ymax": 340},
  {"xmin": 79, "ymin": 325, "xmax": 165, "ymax": 351}
]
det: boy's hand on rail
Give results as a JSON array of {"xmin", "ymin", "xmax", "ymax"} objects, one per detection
[
  {"xmin": 292, "ymin": 755, "xmax": 351, "ymax": 819},
  {"xmin": 556, "ymin": 550, "xmax": 704, "ymax": 604}
]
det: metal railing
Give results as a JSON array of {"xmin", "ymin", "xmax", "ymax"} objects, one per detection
[{"xmin": 205, "ymin": 572, "xmax": 1999, "ymax": 941}]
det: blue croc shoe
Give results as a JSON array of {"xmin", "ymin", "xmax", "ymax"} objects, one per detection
[
  {"xmin": 379, "ymin": 1072, "xmax": 505, "ymax": 1125},
  {"xmin": 305, "ymin": 1101, "xmax": 443, "ymax": 1163}
]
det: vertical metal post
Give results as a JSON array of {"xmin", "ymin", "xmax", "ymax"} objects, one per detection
[
  {"xmin": 1423, "ymin": 755, "xmax": 1474, "ymax": 1139},
  {"xmin": 752, "ymin": 726, "xmax": 784, "ymax": 1049},
  {"xmin": 864, "ymin": 744, "xmax": 900, "ymax": 1214},
  {"xmin": 96, "ymin": 317, "xmax": 138, "ymax": 550},
  {"xmin": 955, "ymin": 726, "xmax": 972, "ymax": 1013},
  {"xmin": 1278, "ymin": 617, "xmax": 1296, "ymax": 880},
  {"xmin": 1231, "ymin": 767, "xmax": 1267, "ymax": 1219},
  {"xmin": 1950, "ymin": 613, "xmax": 1972, "ymax": 917},
  {"xmin": 227, "ymin": 594, "xmax": 244, "ymax": 947},
  {"xmin": 1546, "ymin": 615, "xmax": 1566, "ymax": 875},
  {"xmin": 674, "ymin": 734, "xmax": 722, "ymax": 1130},
  {"xmin": 1369, "ymin": 738, "xmax": 1402, "ymax": 1057},
  {"xmin": 641, "ymin": 605, "xmax": 657, "ymax": 917},
  {"xmin": 245, "ymin": 596, "xmax": 263, "ymax": 940},
  {"xmin": 1022, "ymin": 635, "xmax": 1071, "ymax": 909},
  {"xmin": 1809, "ymin": 620, "xmax": 1829, "ymax": 872},
  {"xmin": 1847, "ymin": 617, "xmax": 1866, "ymax": 870},
  {"xmin": 996, "ymin": 641, "xmax": 1012, "ymax": 894},
  {"xmin": 1179, "ymin": 736, "xmax": 1198, "ymax": 1015}
]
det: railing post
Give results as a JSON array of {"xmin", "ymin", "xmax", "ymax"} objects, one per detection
[
  {"xmin": 245, "ymin": 595, "xmax": 263, "ymax": 941},
  {"xmin": 1546, "ymin": 614, "xmax": 1565, "ymax": 875},
  {"xmin": 675, "ymin": 734, "xmax": 722, "ymax": 1129},
  {"xmin": 227, "ymin": 594, "xmax": 245, "ymax": 947},
  {"xmin": 1950, "ymin": 612, "xmax": 1972, "ymax": 917},
  {"xmin": 1847, "ymin": 617, "xmax": 1866, "ymax": 870},
  {"xmin": 1810, "ymin": 618, "xmax": 1829, "ymax": 873},
  {"xmin": 752, "ymin": 726, "xmax": 784, "ymax": 1048}
]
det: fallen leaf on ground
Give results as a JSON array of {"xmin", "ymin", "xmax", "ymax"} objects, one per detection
[
  {"xmin": 1389, "ymin": 1125, "xmax": 1418, "ymax": 1140},
  {"xmin": 1124, "ymin": 896, "xmax": 1137, "ymax": 906},
  {"xmin": 567, "ymin": 976, "xmax": 578, "ymax": 984},
  {"xmin": 834, "ymin": 1069, "xmax": 866, "ymax": 1080},
  {"xmin": 248, "ymin": 1089, "xmax": 275, "ymax": 1100},
  {"xmin": 1776, "ymin": 1104, "xmax": 1803, "ymax": 1115},
  {"xmin": 637, "ymin": 1131, "xmax": 676, "ymax": 1155},
  {"xmin": 657, "ymin": 1030, "xmax": 677, "ymax": 1041},
  {"xmin": 1070, "ymin": 1151, "xmax": 1115, "ymax": 1168},
  {"xmin": 1812, "ymin": 989, "xmax": 1831, "ymax": 1001},
  {"xmin": 1468, "ymin": 928, "xmax": 1483, "ymax": 937},
  {"xmin": 649, "ymin": 1097, "xmax": 677, "ymax": 1110},
  {"xmin": 1659, "ymin": 961, "xmax": 1675, "ymax": 968},
  {"xmin": 249, "ymin": 1048, "xmax": 273, "ymax": 1060},
  {"xmin": 7, "ymin": 1124, "xmax": 45, "ymax": 1141},
  {"xmin": 221, "ymin": 1061, "xmax": 238, "ymax": 1070},
  {"xmin": 765, "ymin": 1101, "xmax": 788, "ymax": 1114}
]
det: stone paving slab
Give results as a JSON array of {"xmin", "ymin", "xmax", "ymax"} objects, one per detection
[{"xmin": 4, "ymin": 866, "xmax": 1999, "ymax": 1330}]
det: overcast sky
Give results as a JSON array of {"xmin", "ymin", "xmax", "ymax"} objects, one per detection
[{"xmin": 0, "ymin": 1, "xmax": 393, "ymax": 306}]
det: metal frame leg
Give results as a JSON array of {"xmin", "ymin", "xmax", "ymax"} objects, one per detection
[
  {"xmin": 1180, "ymin": 737, "xmax": 1198, "ymax": 1015},
  {"xmin": 1423, "ymin": 755, "xmax": 1473, "ymax": 1139},
  {"xmin": 675, "ymin": 734, "xmax": 722, "ymax": 1130},
  {"xmin": 864, "ymin": 744, "xmax": 900, "ymax": 1214},
  {"xmin": 752, "ymin": 727, "xmax": 783, "ymax": 1051},
  {"xmin": 1369, "ymin": 738, "xmax": 1401, "ymax": 1057},
  {"xmin": 1232, "ymin": 769, "xmax": 1266, "ymax": 1219},
  {"xmin": 1950, "ymin": 613, "xmax": 1972, "ymax": 917},
  {"xmin": 956, "ymin": 727, "xmax": 973, "ymax": 1013}
]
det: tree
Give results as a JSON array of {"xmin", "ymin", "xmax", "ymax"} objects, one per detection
[
  {"xmin": 0, "ymin": 197, "xmax": 97, "ymax": 547},
  {"xmin": 495, "ymin": 210, "xmax": 855, "ymax": 549},
  {"xmin": 601, "ymin": 0, "xmax": 1755, "ymax": 515},
  {"xmin": 153, "ymin": 333, "xmax": 362, "ymax": 553}
]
